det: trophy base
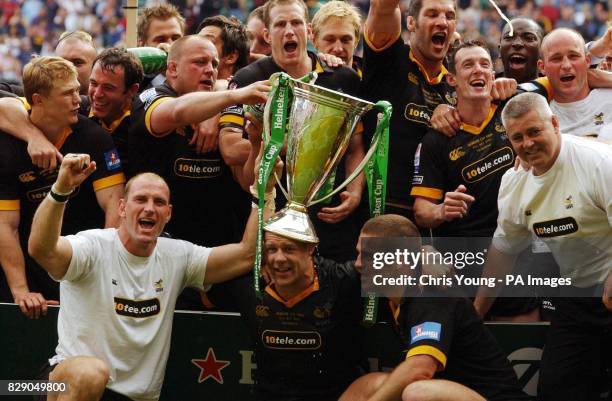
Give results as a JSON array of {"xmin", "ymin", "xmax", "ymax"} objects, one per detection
[{"xmin": 263, "ymin": 202, "xmax": 319, "ymax": 244}]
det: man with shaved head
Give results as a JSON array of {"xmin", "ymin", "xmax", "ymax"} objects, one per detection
[
  {"xmin": 130, "ymin": 35, "xmax": 270, "ymax": 251},
  {"xmin": 538, "ymin": 28, "xmax": 612, "ymax": 139}
]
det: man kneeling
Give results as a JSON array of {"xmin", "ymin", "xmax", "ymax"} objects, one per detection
[{"xmin": 343, "ymin": 214, "xmax": 528, "ymax": 401}]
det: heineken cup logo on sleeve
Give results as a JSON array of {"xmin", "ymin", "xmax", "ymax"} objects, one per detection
[{"xmin": 260, "ymin": 72, "xmax": 392, "ymax": 245}]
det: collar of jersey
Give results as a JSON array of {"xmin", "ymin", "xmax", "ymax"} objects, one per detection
[
  {"xmin": 89, "ymin": 105, "xmax": 131, "ymax": 134},
  {"xmin": 460, "ymin": 104, "xmax": 498, "ymax": 135},
  {"xmin": 265, "ymin": 270, "xmax": 320, "ymax": 308},
  {"xmin": 409, "ymin": 50, "xmax": 448, "ymax": 85},
  {"xmin": 53, "ymin": 126, "xmax": 73, "ymax": 149}
]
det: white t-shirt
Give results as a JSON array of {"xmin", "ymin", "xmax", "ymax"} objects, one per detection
[
  {"xmin": 550, "ymin": 88, "xmax": 612, "ymax": 139},
  {"xmin": 51, "ymin": 229, "xmax": 211, "ymax": 401},
  {"xmin": 493, "ymin": 135, "xmax": 612, "ymax": 287}
]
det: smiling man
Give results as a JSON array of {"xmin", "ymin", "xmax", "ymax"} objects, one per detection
[
  {"xmin": 474, "ymin": 92, "xmax": 612, "ymax": 401},
  {"xmin": 0, "ymin": 57, "xmax": 125, "ymax": 319},
  {"xmin": 204, "ymin": 227, "xmax": 363, "ymax": 401},
  {"xmin": 410, "ymin": 41, "xmax": 540, "ymax": 321},
  {"xmin": 539, "ymin": 28, "xmax": 612, "ymax": 139}
]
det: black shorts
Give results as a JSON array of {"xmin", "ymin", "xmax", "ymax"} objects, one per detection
[{"xmin": 34, "ymin": 362, "xmax": 134, "ymax": 401}]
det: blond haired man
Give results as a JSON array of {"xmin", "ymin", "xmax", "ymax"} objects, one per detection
[
  {"xmin": 0, "ymin": 57, "xmax": 125, "ymax": 319},
  {"xmin": 311, "ymin": 0, "xmax": 363, "ymax": 74}
]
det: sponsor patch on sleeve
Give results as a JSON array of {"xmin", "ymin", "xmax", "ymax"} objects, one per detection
[
  {"xmin": 104, "ymin": 149, "xmax": 122, "ymax": 171},
  {"xmin": 410, "ymin": 321, "xmax": 441, "ymax": 344}
]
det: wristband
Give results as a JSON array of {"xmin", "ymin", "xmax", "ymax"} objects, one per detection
[
  {"xmin": 48, "ymin": 183, "xmax": 73, "ymax": 203},
  {"xmin": 249, "ymin": 185, "xmax": 275, "ymax": 201}
]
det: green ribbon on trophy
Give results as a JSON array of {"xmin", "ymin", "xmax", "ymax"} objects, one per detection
[
  {"xmin": 254, "ymin": 72, "xmax": 392, "ymax": 302},
  {"xmin": 362, "ymin": 103, "xmax": 391, "ymax": 325},
  {"xmin": 254, "ymin": 73, "xmax": 290, "ymax": 298}
]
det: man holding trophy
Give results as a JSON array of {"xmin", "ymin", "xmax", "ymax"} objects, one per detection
[
  {"xmin": 207, "ymin": 67, "xmax": 391, "ymax": 399},
  {"xmin": 218, "ymin": 0, "xmax": 368, "ymax": 263}
]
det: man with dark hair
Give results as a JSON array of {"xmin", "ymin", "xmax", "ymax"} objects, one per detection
[
  {"xmin": 362, "ymin": 0, "xmax": 458, "ymax": 220},
  {"xmin": 197, "ymin": 15, "xmax": 250, "ymax": 80},
  {"xmin": 0, "ymin": 47, "xmax": 144, "ymax": 173},
  {"xmin": 499, "ymin": 18, "xmax": 544, "ymax": 84},
  {"xmin": 246, "ymin": 6, "xmax": 271, "ymax": 62},
  {"xmin": 0, "ymin": 57, "xmax": 125, "ymax": 319},
  {"xmin": 341, "ymin": 214, "xmax": 529, "ymax": 401},
  {"xmin": 411, "ymin": 41, "xmax": 540, "ymax": 321},
  {"xmin": 363, "ymin": 0, "xmax": 516, "ymax": 221}
]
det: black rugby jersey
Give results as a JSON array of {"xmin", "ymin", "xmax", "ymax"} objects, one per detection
[
  {"xmin": 361, "ymin": 34, "xmax": 457, "ymax": 210},
  {"xmin": 87, "ymin": 100, "xmax": 140, "ymax": 174},
  {"xmin": 130, "ymin": 82, "xmax": 244, "ymax": 246},
  {"xmin": 220, "ymin": 52, "xmax": 365, "ymax": 262},
  {"xmin": 219, "ymin": 51, "xmax": 360, "ymax": 130},
  {"xmin": 411, "ymin": 104, "xmax": 514, "ymax": 237},
  {"xmin": 0, "ymin": 114, "xmax": 125, "ymax": 299},
  {"xmin": 211, "ymin": 257, "xmax": 363, "ymax": 401},
  {"xmin": 391, "ymin": 290, "xmax": 529, "ymax": 401}
]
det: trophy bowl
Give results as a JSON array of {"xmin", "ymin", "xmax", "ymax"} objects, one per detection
[{"xmin": 261, "ymin": 73, "xmax": 389, "ymax": 244}]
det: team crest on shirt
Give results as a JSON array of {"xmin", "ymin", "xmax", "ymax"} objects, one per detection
[
  {"xmin": 594, "ymin": 112, "xmax": 604, "ymax": 125},
  {"xmin": 448, "ymin": 146, "xmax": 465, "ymax": 161},
  {"xmin": 444, "ymin": 93, "xmax": 457, "ymax": 106},
  {"xmin": 564, "ymin": 196, "xmax": 573, "ymax": 210},
  {"xmin": 18, "ymin": 171, "xmax": 36, "ymax": 183},
  {"xmin": 410, "ymin": 322, "xmax": 441, "ymax": 344},
  {"xmin": 313, "ymin": 306, "xmax": 331, "ymax": 319},
  {"xmin": 255, "ymin": 305, "xmax": 271, "ymax": 317},
  {"xmin": 154, "ymin": 279, "xmax": 164, "ymax": 293}
]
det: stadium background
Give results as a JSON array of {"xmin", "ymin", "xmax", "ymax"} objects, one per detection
[{"xmin": 0, "ymin": 0, "xmax": 610, "ymax": 83}]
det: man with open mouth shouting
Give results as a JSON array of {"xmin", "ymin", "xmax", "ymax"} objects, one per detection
[{"xmin": 219, "ymin": 0, "xmax": 366, "ymax": 264}]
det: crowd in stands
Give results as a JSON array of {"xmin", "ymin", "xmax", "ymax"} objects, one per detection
[{"xmin": 1, "ymin": 0, "xmax": 609, "ymax": 81}]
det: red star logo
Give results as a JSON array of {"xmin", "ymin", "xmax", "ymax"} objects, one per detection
[{"xmin": 191, "ymin": 348, "xmax": 230, "ymax": 384}]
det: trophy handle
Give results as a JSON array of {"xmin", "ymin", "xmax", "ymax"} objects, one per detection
[{"xmin": 309, "ymin": 100, "xmax": 391, "ymax": 207}]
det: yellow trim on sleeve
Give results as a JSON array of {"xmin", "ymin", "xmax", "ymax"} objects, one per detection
[
  {"xmin": 364, "ymin": 25, "xmax": 401, "ymax": 53},
  {"xmin": 411, "ymin": 186, "xmax": 443, "ymax": 201},
  {"xmin": 93, "ymin": 173, "xmax": 126, "ymax": 191},
  {"xmin": 145, "ymin": 97, "xmax": 172, "ymax": 137},
  {"xmin": 219, "ymin": 114, "xmax": 244, "ymax": 127},
  {"xmin": 406, "ymin": 345, "xmax": 447, "ymax": 369},
  {"xmin": 535, "ymin": 77, "xmax": 553, "ymax": 101},
  {"xmin": 0, "ymin": 200, "xmax": 20, "ymax": 211}
]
